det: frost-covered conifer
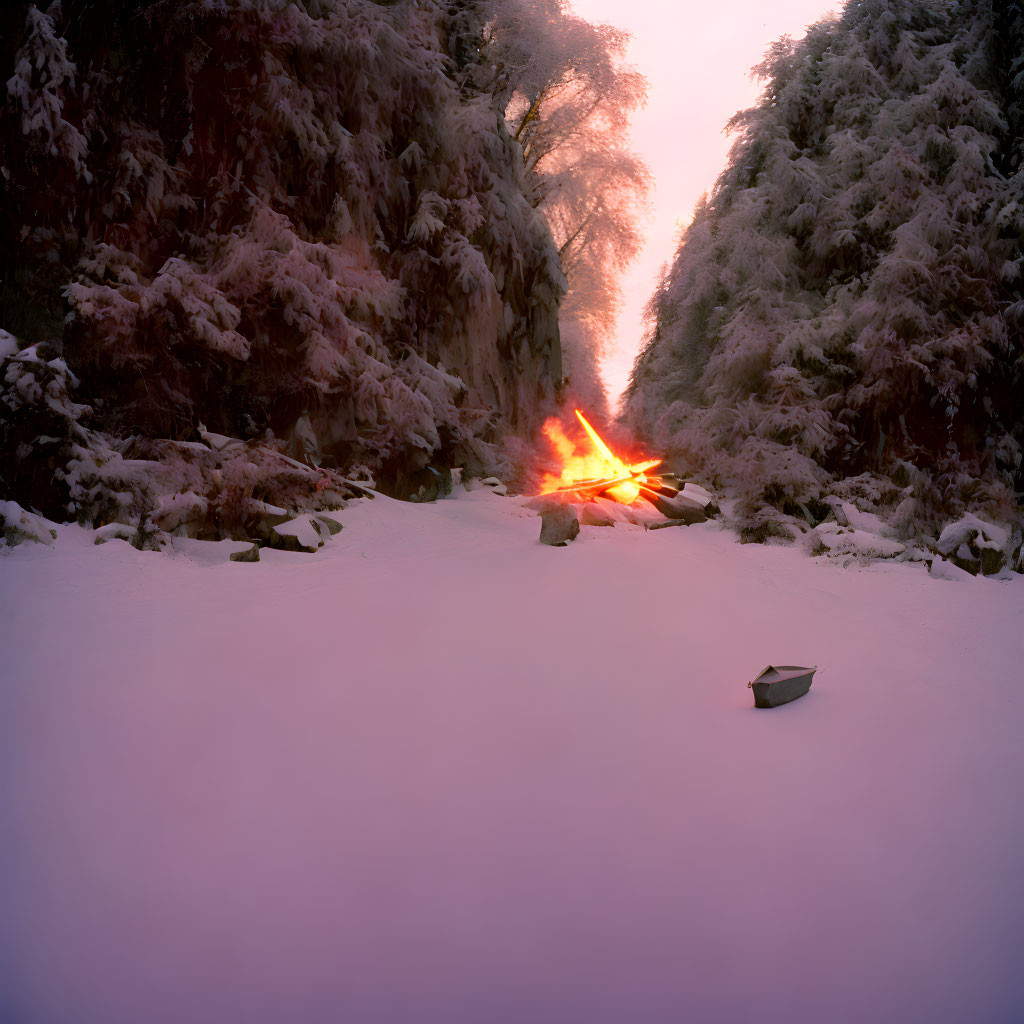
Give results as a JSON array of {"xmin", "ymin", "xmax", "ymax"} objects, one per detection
[
  {"xmin": 481, "ymin": 0, "xmax": 651, "ymax": 413},
  {"xmin": 625, "ymin": 0, "xmax": 1023, "ymax": 540},
  {"xmin": 0, "ymin": 0, "xmax": 578, "ymax": 527}
]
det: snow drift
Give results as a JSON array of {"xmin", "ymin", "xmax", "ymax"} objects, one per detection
[{"xmin": 2, "ymin": 486, "xmax": 1022, "ymax": 1023}]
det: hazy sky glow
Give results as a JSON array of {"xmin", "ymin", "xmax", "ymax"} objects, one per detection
[{"xmin": 567, "ymin": 0, "xmax": 840, "ymax": 408}]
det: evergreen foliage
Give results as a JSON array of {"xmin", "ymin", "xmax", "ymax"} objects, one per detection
[
  {"xmin": 625, "ymin": 0, "xmax": 1024, "ymax": 540},
  {"xmin": 0, "ymin": 0, "xmax": 571, "ymax": 526}
]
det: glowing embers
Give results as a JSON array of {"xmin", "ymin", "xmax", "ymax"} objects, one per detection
[{"xmin": 538, "ymin": 409, "xmax": 663, "ymax": 505}]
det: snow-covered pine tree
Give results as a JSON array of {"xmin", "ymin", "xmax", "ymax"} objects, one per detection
[
  {"xmin": 0, "ymin": 0, "xmax": 574, "ymax": 532},
  {"xmin": 624, "ymin": 0, "xmax": 1023, "ymax": 543}
]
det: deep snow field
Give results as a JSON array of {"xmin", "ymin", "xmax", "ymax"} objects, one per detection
[{"xmin": 2, "ymin": 487, "xmax": 1023, "ymax": 1024}]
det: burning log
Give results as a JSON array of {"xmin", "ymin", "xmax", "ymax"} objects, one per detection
[
  {"xmin": 532, "ymin": 409, "xmax": 715, "ymax": 539},
  {"xmin": 538, "ymin": 410, "xmax": 664, "ymax": 505}
]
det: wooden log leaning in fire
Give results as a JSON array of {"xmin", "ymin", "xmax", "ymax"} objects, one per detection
[
  {"xmin": 548, "ymin": 474, "xmax": 635, "ymax": 498},
  {"xmin": 637, "ymin": 485, "xmax": 708, "ymax": 524}
]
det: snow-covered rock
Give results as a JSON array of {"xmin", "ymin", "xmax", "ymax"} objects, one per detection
[
  {"xmin": 929, "ymin": 556, "xmax": 977, "ymax": 582},
  {"xmin": 0, "ymin": 500, "xmax": 57, "ymax": 549},
  {"xmin": 152, "ymin": 491, "xmax": 209, "ymax": 535},
  {"xmin": 93, "ymin": 523, "xmax": 137, "ymax": 546},
  {"xmin": 809, "ymin": 522, "xmax": 906, "ymax": 561},
  {"xmin": 269, "ymin": 515, "xmax": 324, "ymax": 553},
  {"xmin": 314, "ymin": 515, "xmax": 343, "ymax": 537},
  {"xmin": 523, "ymin": 494, "xmax": 564, "ymax": 514},
  {"xmin": 314, "ymin": 489, "xmax": 349, "ymax": 512},
  {"xmin": 92, "ymin": 521, "xmax": 169, "ymax": 551},
  {"xmin": 580, "ymin": 503, "xmax": 616, "ymax": 527},
  {"xmin": 538, "ymin": 505, "xmax": 580, "ymax": 546},
  {"xmin": 169, "ymin": 537, "xmax": 261, "ymax": 564},
  {"xmin": 936, "ymin": 513, "xmax": 1008, "ymax": 555},
  {"xmin": 589, "ymin": 498, "xmax": 638, "ymax": 525},
  {"xmin": 248, "ymin": 500, "xmax": 291, "ymax": 526},
  {"xmin": 936, "ymin": 513, "xmax": 1011, "ymax": 576},
  {"xmin": 821, "ymin": 497, "xmax": 850, "ymax": 527},
  {"xmin": 479, "ymin": 477, "xmax": 508, "ymax": 496},
  {"xmin": 840, "ymin": 502, "xmax": 894, "ymax": 536},
  {"xmin": 229, "ymin": 543, "xmax": 260, "ymax": 563}
]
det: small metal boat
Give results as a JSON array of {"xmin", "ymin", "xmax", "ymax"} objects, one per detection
[{"xmin": 748, "ymin": 665, "xmax": 816, "ymax": 708}]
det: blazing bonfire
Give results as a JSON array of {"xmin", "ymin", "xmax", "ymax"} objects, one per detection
[{"xmin": 530, "ymin": 410, "xmax": 711, "ymax": 544}]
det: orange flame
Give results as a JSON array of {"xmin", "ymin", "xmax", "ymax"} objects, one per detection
[{"xmin": 538, "ymin": 409, "xmax": 661, "ymax": 505}]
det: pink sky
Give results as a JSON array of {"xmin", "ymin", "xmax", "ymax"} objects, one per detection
[{"xmin": 567, "ymin": 0, "xmax": 840, "ymax": 408}]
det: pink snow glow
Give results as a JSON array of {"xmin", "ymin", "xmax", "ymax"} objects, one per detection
[{"xmin": 3, "ymin": 491, "xmax": 1023, "ymax": 1023}]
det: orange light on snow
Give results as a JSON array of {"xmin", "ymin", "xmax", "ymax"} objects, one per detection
[{"xmin": 538, "ymin": 409, "xmax": 662, "ymax": 505}]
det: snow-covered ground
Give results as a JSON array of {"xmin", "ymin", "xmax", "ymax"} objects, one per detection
[{"xmin": 2, "ymin": 488, "xmax": 1023, "ymax": 1024}]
